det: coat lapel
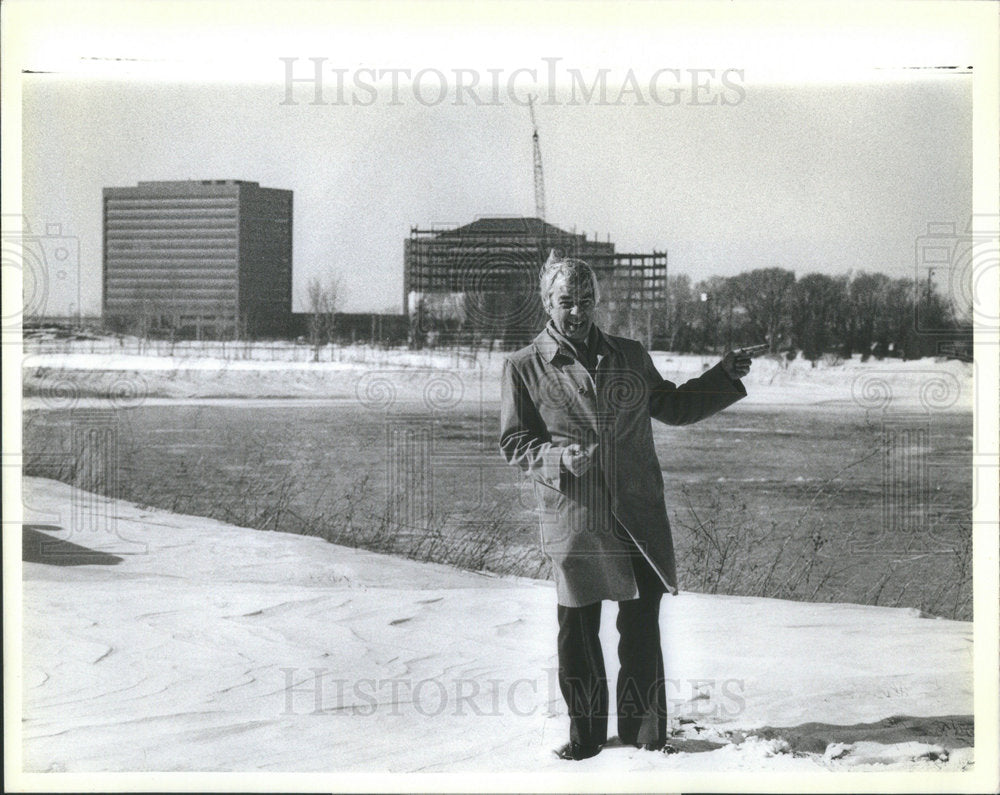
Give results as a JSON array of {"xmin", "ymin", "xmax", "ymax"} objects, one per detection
[
  {"xmin": 532, "ymin": 329, "xmax": 599, "ymax": 436},
  {"xmin": 530, "ymin": 326, "xmax": 626, "ymax": 437}
]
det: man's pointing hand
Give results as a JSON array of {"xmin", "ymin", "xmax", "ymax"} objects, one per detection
[{"xmin": 720, "ymin": 349, "xmax": 753, "ymax": 381}]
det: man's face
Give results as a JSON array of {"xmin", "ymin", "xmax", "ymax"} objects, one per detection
[{"xmin": 545, "ymin": 273, "xmax": 596, "ymax": 342}]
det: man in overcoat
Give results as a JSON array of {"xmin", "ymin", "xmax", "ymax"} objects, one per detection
[{"xmin": 499, "ymin": 253, "xmax": 752, "ymax": 761}]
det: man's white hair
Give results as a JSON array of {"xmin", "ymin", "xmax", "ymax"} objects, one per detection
[{"xmin": 539, "ymin": 249, "xmax": 601, "ymax": 307}]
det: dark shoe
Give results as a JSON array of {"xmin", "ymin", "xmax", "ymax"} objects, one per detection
[
  {"xmin": 636, "ymin": 739, "xmax": 678, "ymax": 753},
  {"xmin": 554, "ymin": 741, "xmax": 603, "ymax": 761}
]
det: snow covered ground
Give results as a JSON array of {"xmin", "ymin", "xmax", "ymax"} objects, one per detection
[
  {"xmin": 13, "ymin": 476, "xmax": 986, "ymax": 790},
  {"xmin": 21, "ymin": 343, "xmax": 975, "ymax": 413}
]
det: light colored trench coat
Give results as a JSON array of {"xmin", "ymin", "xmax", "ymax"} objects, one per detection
[{"xmin": 500, "ymin": 327, "xmax": 746, "ymax": 607}]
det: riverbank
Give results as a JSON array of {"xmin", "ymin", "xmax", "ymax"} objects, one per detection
[{"xmin": 15, "ymin": 476, "xmax": 982, "ymax": 788}]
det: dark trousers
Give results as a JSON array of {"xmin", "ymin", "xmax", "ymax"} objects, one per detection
[{"xmin": 556, "ymin": 546, "xmax": 667, "ymax": 747}]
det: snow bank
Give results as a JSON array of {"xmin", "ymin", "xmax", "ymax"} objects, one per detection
[
  {"xmin": 22, "ymin": 345, "xmax": 973, "ymax": 412},
  {"xmin": 18, "ymin": 476, "xmax": 975, "ymax": 780}
]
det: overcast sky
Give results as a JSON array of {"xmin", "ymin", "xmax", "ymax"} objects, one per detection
[{"xmin": 14, "ymin": 6, "xmax": 977, "ymax": 315}]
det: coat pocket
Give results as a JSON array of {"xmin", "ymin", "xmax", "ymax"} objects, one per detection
[{"xmin": 533, "ymin": 472, "xmax": 564, "ymax": 510}]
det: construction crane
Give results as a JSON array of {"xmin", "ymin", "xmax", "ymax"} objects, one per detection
[{"xmin": 528, "ymin": 95, "xmax": 546, "ymax": 223}]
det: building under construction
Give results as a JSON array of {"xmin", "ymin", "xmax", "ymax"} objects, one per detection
[
  {"xmin": 403, "ymin": 216, "xmax": 667, "ymax": 347},
  {"xmin": 103, "ymin": 180, "xmax": 293, "ymax": 338}
]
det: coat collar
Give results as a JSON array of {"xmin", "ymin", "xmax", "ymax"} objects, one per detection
[{"xmin": 533, "ymin": 323, "xmax": 620, "ymax": 364}]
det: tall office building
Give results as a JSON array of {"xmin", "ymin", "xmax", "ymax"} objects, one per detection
[{"xmin": 103, "ymin": 180, "xmax": 293, "ymax": 337}]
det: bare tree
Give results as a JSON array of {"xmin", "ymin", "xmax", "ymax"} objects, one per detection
[
  {"xmin": 730, "ymin": 267, "xmax": 795, "ymax": 352},
  {"xmin": 664, "ymin": 274, "xmax": 695, "ymax": 352},
  {"xmin": 693, "ymin": 276, "xmax": 741, "ymax": 354},
  {"xmin": 790, "ymin": 273, "xmax": 849, "ymax": 363},
  {"xmin": 304, "ymin": 275, "xmax": 340, "ymax": 360},
  {"xmin": 847, "ymin": 271, "xmax": 891, "ymax": 359}
]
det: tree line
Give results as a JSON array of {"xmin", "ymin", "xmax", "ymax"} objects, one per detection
[
  {"xmin": 302, "ymin": 266, "xmax": 971, "ymax": 360},
  {"xmin": 603, "ymin": 267, "xmax": 970, "ymax": 361}
]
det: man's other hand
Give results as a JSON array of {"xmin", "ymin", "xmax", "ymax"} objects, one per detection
[
  {"xmin": 561, "ymin": 443, "xmax": 593, "ymax": 476},
  {"xmin": 720, "ymin": 349, "xmax": 752, "ymax": 381}
]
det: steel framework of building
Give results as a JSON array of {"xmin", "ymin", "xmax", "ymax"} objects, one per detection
[{"xmin": 403, "ymin": 217, "xmax": 667, "ymax": 346}]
